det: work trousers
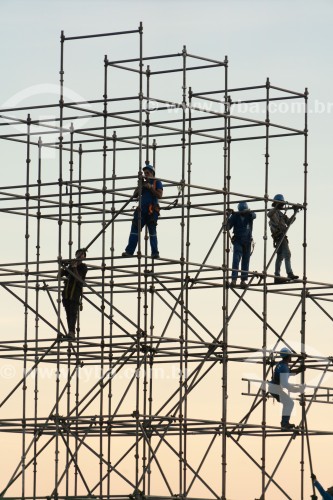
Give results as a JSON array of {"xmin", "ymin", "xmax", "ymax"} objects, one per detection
[
  {"xmin": 275, "ymin": 237, "xmax": 292, "ymax": 276},
  {"xmin": 231, "ymin": 240, "xmax": 251, "ymax": 281},
  {"xmin": 62, "ymin": 298, "xmax": 80, "ymax": 333},
  {"xmin": 269, "ymin": 383, "xmax": 294, "ymax": 422},
  {"xmin": 125, "ymin": 208, "xmax": 159, "ymax": 255}
]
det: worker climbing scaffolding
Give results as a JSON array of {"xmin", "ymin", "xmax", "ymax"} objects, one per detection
[
  {"xmin": 268, "ymin": 347, "xmax": 306, "ymax": 430},
  {"xmin": 122, "ymin": 163, "xmax": 163, "ymax": 258},
  {"xmin": 227, "ymin": 201, "xmax": 256, "ymax": 288},
  {"xmin": 60, "ymin": 248, "xmax": 88, "ymax": 339},
  {"xmin": 268, "ymin": 193, "xmax": 300, "ymax": 284}
]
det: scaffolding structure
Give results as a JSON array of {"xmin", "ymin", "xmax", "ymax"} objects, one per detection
[{"xmin": 0, "ymin": 23, "xmax": 333, "ymax": 500}]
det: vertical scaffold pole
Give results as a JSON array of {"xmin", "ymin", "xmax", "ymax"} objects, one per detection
[
  {"xmin": 135, "ymin": 21, "xmax": 144, "ymax": 496},
  {"xmin": 107, "ymin": 131, "xmax": 117, "ymax": 497},
  {"xmin": 55, "ymin": 29, "xmax": 65, "ymax": 497},
  {"xmin": 221, "ymin": 54, "xmax": 229, "ymax": 500},
  {"xmin": 261, "ymin": 77, "xmax": 270, "ymax": 500},
  {"xmin": 300, "ymin": 87, "xmax": 309, "ymax": 500},
  {"xmin": 178, "ymin": 44, "xmax": 187, "ymax": 497},
  {"xmin": 74, "ymin": 143, "xmax": 83, "ymax": 496},
  {"xmin": 99, "ymin": 52, "xmax": 109, "ymax": 498},
  {"xmin": 22, "ymin": 112, "xmax": 31, "ymax": 498},
  {"xmin": 33, "ymin": 136, "xmax": 42, "ymax": 497},
  {"xmin": 142, "ymin": 64, "xmax": 151, "ymax": 492}
]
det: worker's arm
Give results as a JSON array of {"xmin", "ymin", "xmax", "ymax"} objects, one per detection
[
  {"xmin": 144, "ymin": 182, "xmax": 163, "ymax": 199},
  {"xmin": 314, "ymin": 480, "xmax": 330, "ymax": 499},
  {"xmin": 280, "ymin": 372, "xmax": 305, "ymax": 393}
]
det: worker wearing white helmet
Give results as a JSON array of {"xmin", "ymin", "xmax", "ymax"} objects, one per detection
[{"xmin": 268, "ymin": 347, "xmax": 306, "ymax": 431}]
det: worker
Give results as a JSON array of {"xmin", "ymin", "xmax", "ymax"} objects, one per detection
[
  {"xmin": 227, "ymin": 201, "xmax": 256, "ymax": 288},
  {"xmin": 60, "ymin": 248, "xmax": 87, "ymax": 339},
  {"xmin": 312, "ymin": 474, "xmax": 333, "ymax": 499},
  {"xmin": 268, "ymin": 193, "xmax": 299, "ymax": 284},
  {"xmin": 122, "ymin": 163, "xmax": 163, "ymax": 259},
  {"xmin": 268, "ymin": 347, "xmax": 305, "ymax": 431}
]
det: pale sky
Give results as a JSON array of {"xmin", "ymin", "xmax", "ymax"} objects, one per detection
[{"xmin": 1, "ymin": 1, "xmax": 333, "ymax": 499}]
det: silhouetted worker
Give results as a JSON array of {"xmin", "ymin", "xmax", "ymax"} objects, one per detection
[
  {"xmin": 312, "ymin": 474, "xmax": 333, "ymax": 500},
  {"xmin": 122, "ymin": 164, "xmax": 163, "ymax": 258},
  {"xmin": 61, "ymin": 248, "xmax": 87, "ymax": 339},
  {"xmin": 268, "ymin": 347, "xmax": 305, "ymax": 431},
  {"xmin": 268, "ymin": 193, "xmax": 299, "ymax": 284},
  {"xmin": 227, "ymin": 201, "xmax": 256, "ymax": 288}
]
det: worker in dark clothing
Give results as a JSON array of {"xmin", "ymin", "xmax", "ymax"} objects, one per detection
[
  {"xmin": 312, "ymin": 475, "xmax": 333, "ymax": 499},
  {"xmin": 227, "ymin": 201, "xmax": 256, "ymax": 288},
  {"xmin": 122, "ymin": 164, "xmax": 163, "ymax": 259},
  {"xmin": 268, "ymin": 193, "xmax": 299, "ymax": 284},
  {"xmin": 268, "ymin": 347, "xmax": 305, "ymax": 431},
  {"xmin": 61, "ymin": 248, "xmax": 87, "ymax": 339}
]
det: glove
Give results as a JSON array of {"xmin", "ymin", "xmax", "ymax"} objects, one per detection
[
  {"xmin": 311, "ymin": 473, "xmax": 317, "ymax": 481},
  {"xmin": 299, "ymin": 383, "xmax": 306, "ymax": 393}
]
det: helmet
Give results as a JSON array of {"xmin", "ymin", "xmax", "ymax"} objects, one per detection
[
  {"xmin": 143, "ymin": 164, "xmax": 155, "ymax": 176},
  {"xmin": 238, "ymin": 201, "xmax": 248, "ymax": 212},
  {"xmin": 75, "ymin": 248, "xmax": 87, "ymax": 258},
  {"xmin": 280, "ymin": 347, "xmax": 292, "ymax": 359},
  {"xmin": 273, "ymin": 194, "xmax": 285, "ymax": 203}
]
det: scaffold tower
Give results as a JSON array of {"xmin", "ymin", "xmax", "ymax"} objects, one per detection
[{"xmin": 0, "ymin": 23, "xmax": 332, "ymax": 500}]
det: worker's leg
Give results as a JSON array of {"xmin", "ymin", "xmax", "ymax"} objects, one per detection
[
  {"xmin": 281, "ymin": 239, "xmax": 293, "ymax": 275},
  {"xmin": 240, "ymin": 241, "xmax": 251, "ymax": 281},
  {"xmin": 279, "ymin": 390, "xmax": 294, "ymax": 424},
  {"xmin": 275, "ymin": 243, "xmax": 284, "ymax": 276},
  {"xmin": 67, "ymin": 300, "xmax": 80, "ymax": 334},
  {"xmin": 147, "ymin": 212, "xmax": 159, "ymax": 256},
  {"xmin": 231, "ymin": 241, "xmax": 242, "ymax": 280},
  {"xmin": 62, "ymin": 298, "xmax": 70, "ymax": 331},
  {"xmin": 125, "ymin": 209, "xmax": 146, "ymax": 255}
]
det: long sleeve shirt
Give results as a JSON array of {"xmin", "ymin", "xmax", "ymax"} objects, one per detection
[
  {"xmin": 227, "ymin": 211, "xmax": 256, "ymax": 244},
  {"xmin": 314, "ymin": 480, "xmax": 333, "ymax": 500},
  {"xmin": 268, "ymin": 207, "xmax": 290, "ymax": 239},
  {"xmin": 271, "ymin": 360, "xmax": 300, "ymax": 393},
  {"xmin": 61, "ymin": 262, "xmax": 87, "ymax": 303}
]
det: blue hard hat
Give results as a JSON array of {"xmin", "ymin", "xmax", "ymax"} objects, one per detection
[
  {"xmin": 143, "ymin": 164, "xmax": 155, "ymax": 175},
  {"xmin": 280, "ymin": 347, "xmax": 292, "ymax": 358},
  {"xmin": 238, "ymin": 201, "xmax": 248, "ymax": 212},
  {"xmin": 273, "ymin": 194, "xmax": 285, "ymax": 203}
]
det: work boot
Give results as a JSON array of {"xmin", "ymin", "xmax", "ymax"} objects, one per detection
[
  {"xmin": 274, "ymin": 276, "xmax": 288, "ymax": 284},
  {"xmin": 281, "ymin": 416, "xmax": 295, "ymax": 431},
  {"xmin": 240, "ymin": 280, "xmax": 248, "ymax": 289},
  {"xmin": 280, "ymin": 421, "xmax": 296, "ymax": 431},
  {"xmin": 122, "ymin": 251, "xmax": 133, "ymax": 257},
  {"xmin": 288, "ymin": 273, "xmax": 299, "ymax": 280},
  {"xmin": 151, "ymin": 252, "xmax": 160, "ymax": 259},
  {"xmin": 67, "ymin": 330, "xmax": 76, "ymax": 340},
  {"xmin": 230, "ymin": 280, "xmax": 237, "ymax": 287}
]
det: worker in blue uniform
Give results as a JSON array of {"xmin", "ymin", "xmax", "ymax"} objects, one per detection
[
  {"xmin": 268, "ymin": 347, "xmax": 306, "ymax": 430},
  {"xmin": 123, "ymin": 164, "xmax": 163, "ymax": 259},
  {"xmin": 268, "ymin": 193, "xmax": 299, "ymax": 284},
  {"xmin": 227, "ymin": 201, "xmax": 256, "ymax": 288},
  {"xmin": 311, "ymin": 474, "xmax": 333, "ymax": 499}
]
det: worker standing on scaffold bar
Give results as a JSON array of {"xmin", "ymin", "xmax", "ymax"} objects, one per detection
[
  {"xmin": 122, "ymin": 163, "xmax": 163, "ymax": 259},
  {"xmin": 268, "ymin": 193, "xmax": 299, "ymax": 284},
  {"xmin": 227, "ymin": 201, "xmax": 256, "ymax": 289},
  {"xmin": 268, "ymin": 347, "xmax": 306, "ymax": 431},
  {"xmin": 60, "ymin": 248, "xmax": 87, "ymax": 339}
]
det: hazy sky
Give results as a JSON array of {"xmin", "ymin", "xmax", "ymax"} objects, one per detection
[{"xmin": 1, "ymin": 1, "xmax": 333, "ymax": 499}]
